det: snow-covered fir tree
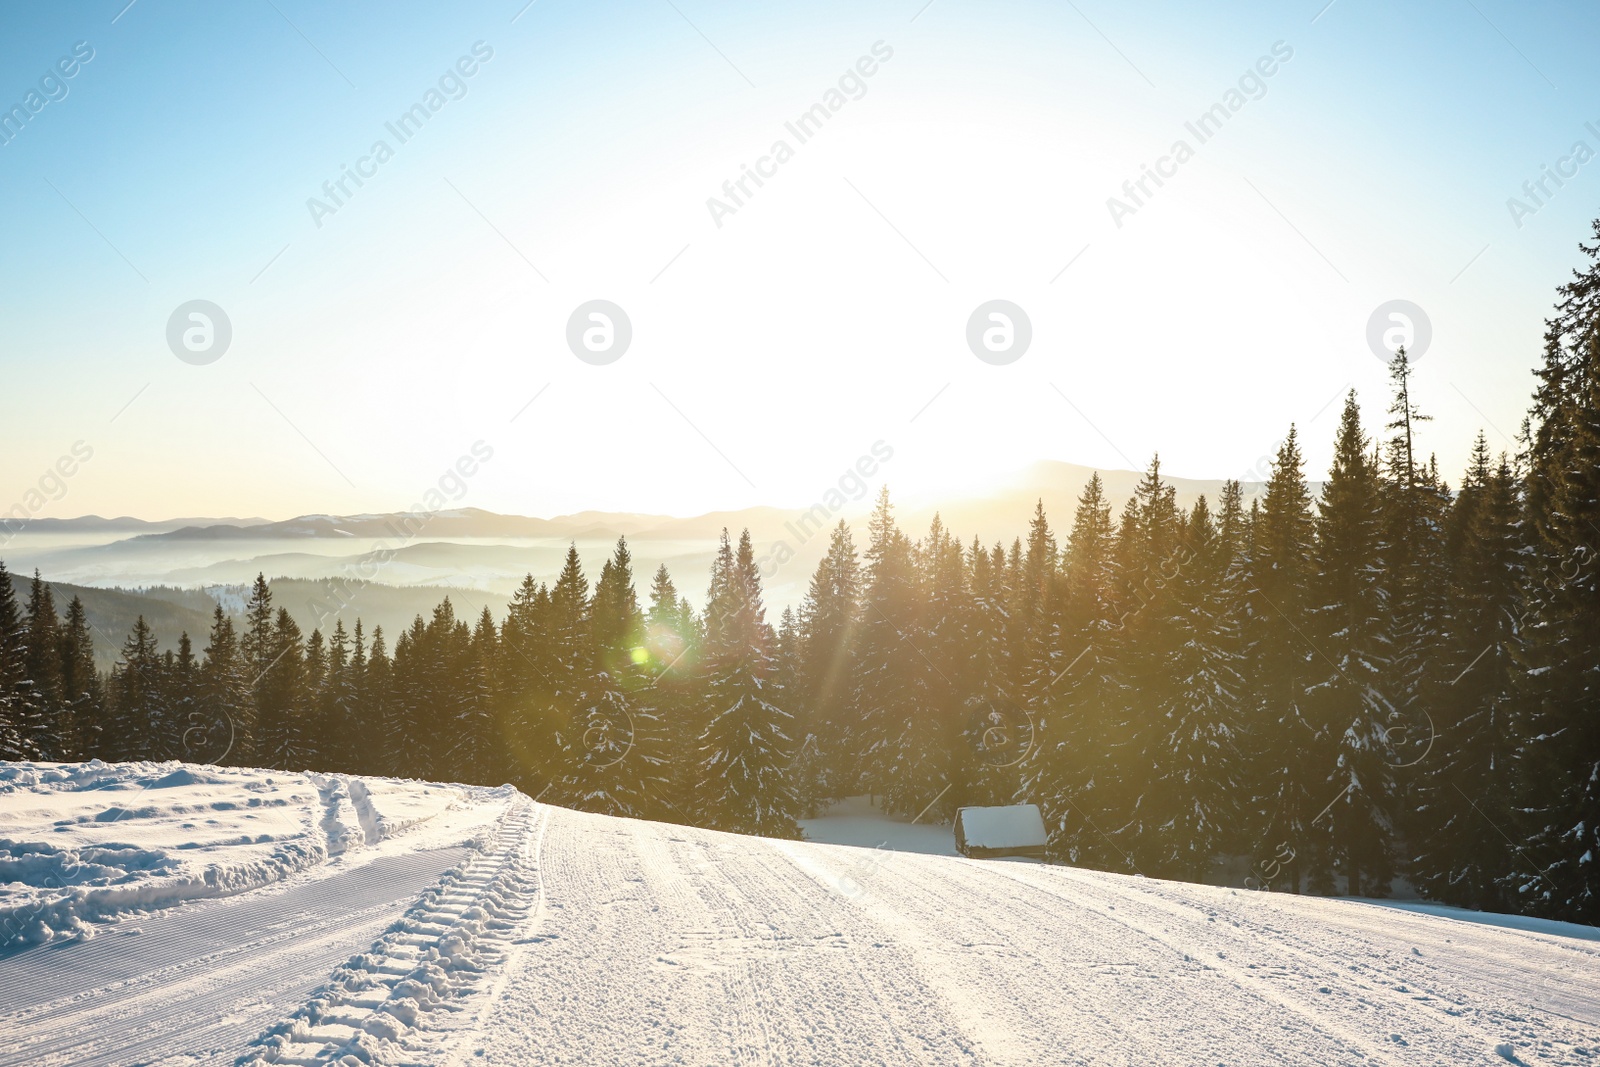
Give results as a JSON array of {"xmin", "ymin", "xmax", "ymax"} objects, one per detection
[{"xmin": 698, "ymin": 529, "xmax": 799, "ymax": 837}]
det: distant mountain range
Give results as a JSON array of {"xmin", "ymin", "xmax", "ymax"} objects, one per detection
[
  {"xmin": 37, "ymin": 460, "xmax": 1294, "ymax": 547},
  {"xmin": 14, "ymin": 515, "xmax": 270, "ymax": 534},
  {"xmin": 124, "ymin": 509, "xmax": 665, "ymax": 542},
  {"xmin": 5, "ymin": 461, "xmax": 1318, "ymax": 661}
]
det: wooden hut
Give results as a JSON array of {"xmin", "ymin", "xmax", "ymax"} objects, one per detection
[{"xmin": 953, "ymin": 804, "xmax": 1048, "ymax": 860}]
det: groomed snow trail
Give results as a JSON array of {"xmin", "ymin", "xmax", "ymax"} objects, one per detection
[
  {"xmin": 0, "ymin": 846, "xmax": 466, "ymax": 1066},
  {"xmin": 238, "ymin": 798, "xmax": 543, "ymax": 1065},
  {"xmin": 4, "ymin": 766, "xmax": 1598, "ymax": 1066},
  {"xmin": 457, "ymin": 807, "xmax": 1600, "ymax": 1067},
  {"xmin": 0, "ymin": 762, "xmax": 514, "ymax": 1065}
]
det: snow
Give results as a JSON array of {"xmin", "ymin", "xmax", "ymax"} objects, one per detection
[
  {"xmin": 4, "ymin": 761, "xmax": 1600, "ymax": 1066},
  {"xmin": 1354, "ymin": 899, "xmax": 1600, "ymax": 943},
  {"xmin": 0, "ymin": 760, "xmax": 491, "ymax": 951},
  {"xmin": 800, "ymin": 795, "xmax": 958, "ymax": 855},
  {"xmin": 955, "ymin": 803, "xmax": 1048, "ymax": 849}
]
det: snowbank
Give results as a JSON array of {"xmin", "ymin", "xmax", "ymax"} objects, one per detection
[{"xmin": 0, "ymin": 760, "xmax": 497, "ymax": 950}]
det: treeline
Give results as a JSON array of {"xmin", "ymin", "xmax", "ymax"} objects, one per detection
[
  {"xmin": 0, "ymin": 531, "xmax": 801, "ymax": 839},
  {"xmin": 4, "ymin": 222, "xmax": 1599, "ymax": 923}
]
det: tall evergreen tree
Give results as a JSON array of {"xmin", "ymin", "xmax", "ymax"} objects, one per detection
[
  {"xmin": 346, "ymin": 620, "xmax": 371, "ymax": 774},
  {"xmin": 237, "ymin": 574, "xmax": 276, "ymax": 764},
  {"xmin": 1106, "ymin": 457, "xmax": 1188, "ymax": 870},
  {"xmin": 560, "ymin": 538, "xmax": 664, "ymax": 816},
  {"xmin": 58, "ymin": 596, "xmax": 101, "ymax": 760},
  {"xmin": 1309, "ymin": 393, "xmax": 1395, "ymax": 896},
  {"xmin": 1381, "ymin": 351, "xmax": 1452, "ymax": 778},
  {"xmin": 642, "ymin": 563, "xmax": 700, "ymax": 821},
  {"xmin": 257, "ymin": 608, "xmax": 308, "ymax": 769},
  {"xmin": 1028, "ymin": 473, "xmax": 1123, "ymax": 866},
  {"xmin": 107, "ymin": 616, "xmax": 162, "ymax": 761},
  {"xmin": 698, "ymin": 529, "xmax": 799, "ymax": 836},
  {"xmin": 315, "ymin": 620, "xmax": 358, "ymax": 771},
  {"xmin": 849, "ymin": 490, "xmax": 935, "ymax": 814},
  {"xmin": 166, "ymin": 632, "xmax": 202, "ymax": 761},
  {"xmin": 545, "ymin": 544, "xmax": 593, "ymax": 794},
  {"xmin": 200, "ymin": 606, "xmax": 246, "ymax": 767},
  {"xmin": 21, "ymin": 572, "xmax": 63, "ymax": 758},
  {"xmin": 302, "ymin": 629, "xmax": 328, "ymax": 766},
  {"xmin": 1517, "ymin": 324, "xmax": 1600, "ymax": 921},
  {"xmin": 499, "ymin": 575, "xmax": 559, "ymax": 795},
  {"xmin": 0, "ymin": 561, "xmax": 31, "ymax": 759},
  {"xmin": 1410, "ymin": 442, "xmax": 1526, "ymax": 910},
  {"xmin": 797, "ymin": 521, "xmax": 863, "ymax": 799},
  {"xmin": 1248, "ymin": 427, "xmax": 1321, "ymax": 891},
  {"xmin": 363, "ymin": 625, "xmax": 394, "ymax": 777}
]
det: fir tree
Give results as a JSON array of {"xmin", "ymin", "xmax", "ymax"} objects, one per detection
[
  {"xmin": 1248, "ymin": 427, "xmax": 1321, "ymax": 891},
  {"xmin": 1517, "ymin": 324, "xmax": 1600, "ymax": 921},
  {"xmin": 1107, "ymin": 457, "xmax": 1188, "ymax": 870},
  {"xmin": 967, "ymin": 536, "xmax": 1021, "ymax": 807},
  {"xmin": 237, "ymin": 573, "xmax": 276, "ymax": 764},
  {"xmin": 1410, "ymin": 442, "xmax": 1525, "ymax": 910},
  {"xmin": 303, "ymin": 629, "xmax": 328, "ymax": 765},
  {"xmin": 257, "ymin": 608, "xmax": 308, "ymax": 769},
  {"xmin": 166, "ymin": 632, "xmax": 201, "ymax": 761},
  {"xmin": 796, "ymin": 521, "xmax": 863, "ymax": 799},
  {"xmin": 200, "ymin": 606, "xmax": 246, "ymax": 767},
  {"xmin": 22, "ymin": 572, "xmax": 63, "ymax": 758},
  {"xmin": 561, "ymin": 539, "xmax": 663, "ymax": 816},
  {"xmin": 849, "ymin": 490, "xmax": 935, "ymax": 814},
  {"xmin": 917, "ymin": 516, "xmax": 982, "ymax": 815},
  {"xmin": 698, "ymin": 529, "xmax": 799, "ymax": 836},
  {"xmin": 58, "ymin": 596, "xmax": 101, "ymax": 760},
  {"xmin": 0, "ymin": 561, "xmax": 35, "ymax": 759},
  {"xmin": 1141, "ymin": 494, "xmax": 1245, "ymax": 881},
  {"xmin": 1381, "ymin": 351, "xmax": 1453, "ymax": 780},
  {"xmin": 1028, "ymin": 473, "xmax": 1122, "ymax": 866},
  {"xmin": 545, "ymin": 545, "xmax": 593, "ymax": 796},
  {"xmin": 107, "ymin": 617, "xmax": 162, "ymax": 761},
  {"xmin": 316, "ymin": 620, "xmax": 358, "ymax": 771},
  {"xmin": 499, "ymin": 575, "xmax": 559, "ymax": 795},
  {"xmin": 641, "ymin": 563, "xmax": 700, "ymax": 821},
  {"xmin": 1310, "ymin": 393, "xmax": 1395, "ymax": 896},
  {"xmin": 363, "ymin": 625, "xmax": 394, "ymax": 777},
  {"xmin": 346, "ymin": 620, "xmax": 370, "ymax": 773}
]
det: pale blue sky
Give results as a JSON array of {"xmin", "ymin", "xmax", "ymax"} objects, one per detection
[{"xmin": 2, "ymin": 0, "xmax": 1597, "ymax": 520}]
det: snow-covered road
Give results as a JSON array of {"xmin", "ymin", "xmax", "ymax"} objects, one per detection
[
  {"xmin": 461, "ymin": 806, "xmax": 1600, "ymax": 1067},
  {"xmin": 2, "ymin": 763, "xmax": 1597, "ymax": 1066},
  {"xmin": 0, "ymin": 846, "xmax": 465, "ymax": 1066}
]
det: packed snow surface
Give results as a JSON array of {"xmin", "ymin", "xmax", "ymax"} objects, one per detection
[{"xmin": 2, "ymin": 762, "xmax": 1598, "ymax": 1066}]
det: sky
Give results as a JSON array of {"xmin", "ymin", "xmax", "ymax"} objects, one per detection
[{"xmin": 1, "ymin": 0, "xmax": 1597, "ymax": 524}]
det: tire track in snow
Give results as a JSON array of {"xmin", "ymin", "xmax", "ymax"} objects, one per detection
[
  {"xmin": 660, "ymin": 829, "xmax": 978, "ymax": 1065},
  {"xmin": 749, "ymin": 839, "xmax": 989, "ymax": 1066},
  {"xmin": 967, "ymin": 860, "xmax": 1410, "ymax": 1067},
  {"xmin": 239, "ymin": 797, "xmax": 543, "ymax": 1065},
  {"xmin": 0, "ymin": 847, "xmax": 466, "ymax": 1067},
  {"xmin": 996, "ymin": 864, "xmax": 1600, "ymax": 1066},
  {"xmin": 441, "ymin": 799, "xmax": 551, "ymax": 1066},
  {"xmin": 772, "ymin": 841, "xmax": 1229, "ymax": 1066},
  {"xmin": 462, "ymin": 809, "xmax": 988, "ymax": 1066}
]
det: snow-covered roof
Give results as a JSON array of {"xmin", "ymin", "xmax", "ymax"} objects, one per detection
[{"xmin": 955, "ymin": 804, "xmax": 1047, "ymax": 848}]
